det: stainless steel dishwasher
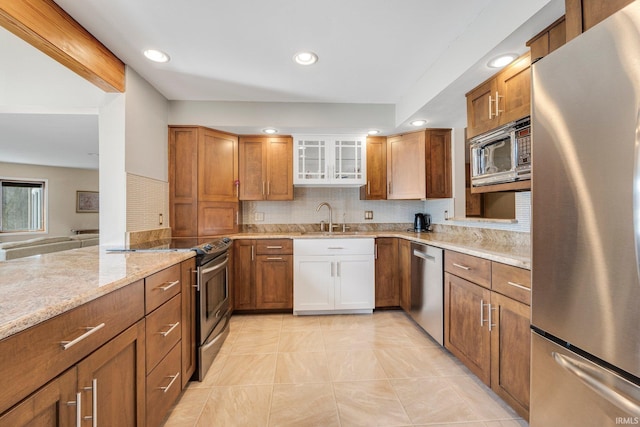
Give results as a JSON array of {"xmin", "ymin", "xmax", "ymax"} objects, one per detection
[{"xmin": 410, "ymin": 243, "xmax": 444, "ymax": 345}]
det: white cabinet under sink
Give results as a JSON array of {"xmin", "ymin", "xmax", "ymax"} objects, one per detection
[
  {"xmin": 293, "ymin": 135, "xmax": 366, "ymax": 186},
  {"xmin": 293, "ymin": 238, "xmax": 375, "ymax": 314}
]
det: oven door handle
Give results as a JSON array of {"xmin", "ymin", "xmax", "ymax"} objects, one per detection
[{"xmin": 200, "ymin": 258, "xmax": 228, "ymax": 275}]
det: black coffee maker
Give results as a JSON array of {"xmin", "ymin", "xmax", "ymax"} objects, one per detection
[{"xmin": 413, "ymin": 213, "xmax": 431, "ymax": 232}]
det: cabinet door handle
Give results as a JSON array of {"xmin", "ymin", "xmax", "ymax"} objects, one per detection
[
  {"xmin": 159, "ymin": 372, "xmax": 180, "ymax": 393},
  {"xmin": 251, "ymin": 245, "xmax": 254, "ymax": 261},
  {"xmin": 67, "ymin": 392, "xmax": 82, "ymax": 427},
  {"xmin": 266, "ymin": 246, "xmax": 283, "ymax": 249},
  {"xmin": 495, "ymin": 91, "xmax": 503, "ymax": 116},
  {"xmin": 367, "ymin": 181, "xmax": 370, "ymax": 195},
  {"xmin": 157, "ymin": 280, "xmax": 180, "ymax": 291},
  {"xmin": 488, "ymin": 304, "xmax": 496, "ymax": 331},
  {"xmin": 83, "ymin": 379, "xmax": 97, "ymax": 427},
  {"xmin": 480, "ymin": 300, "xmax": 491, "ymax": 327},
  {"xmin": 159, "ymin": 321, "xmax": 180, "ymax": 337},
  {"xmin": 330, "ymin": 262, "xmax": 335, "ymax": 277},
  {"xmin": 489, "ymin": 94, "xmax": 494, "ymax": 119},
  {"xmin": 61, "ymin": 323, "xmax": 105, "ymax": 350},
  {"xmin": 266, "ymin": 257, "xmax": 283, "ymax": 261},
  {"xmin": 452, "ymin": 263, "xmax": 471, "ymax": 271},
  {"xmin": 337, "ymin": 261, "xmax": 341, "ymax": 277},
  {"xmin": 267, "ymin": 181, "xmax": 271, "ymax": 195},
  {"xmin": 507, "ymin": 281, "xmax": 530, "ymax": 292},
  {"xmin": 388, "ymin": 181, "xmax": 392, "ymax": 195},
  {"xmin": 374, "ymin": 244, "xmax": 378, "ymax": 260}
]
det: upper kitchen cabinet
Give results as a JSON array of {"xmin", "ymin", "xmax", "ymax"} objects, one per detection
[
  {"xmin": 239, "ymin": 136, "xmax": 293, "ymax": 201},
  {"xmin": 466, "ymin": 52, "xmax": 531, "ymax": 139},
  {"xmin": 387, "ymin": 129, "xmax": 452, "ymax": 200},
  {"xmin": 527, "ymin": 16, "xmax": 567, "ymax": 62},
  {"xmin": 169, "ymin": 126, "xmax": 240, "ymax": 237},
  {"xmin": 360, "ymin": 136, "xmax": 387, "ymax": 200},
  {"xmin": 565, "ymin": 0, "xmax": 634, "ymax": 41},
  {"xmin": 293, "ymin": 135, "xmax": 366, "ymax": 186}
]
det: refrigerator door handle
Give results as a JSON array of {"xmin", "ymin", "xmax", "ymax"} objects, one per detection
[
  {"xmin": 552, "ymin": 351, "xmax": 640, "ymax": 417},
  {"xmin": 634, "ymin": 109, "xmax": 640, "ymax": 281}
]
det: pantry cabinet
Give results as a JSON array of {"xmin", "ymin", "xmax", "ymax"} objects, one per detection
[
  {"xmin": 360, "ymin": 136, "xmax": 387, "ymax": 200},
  {"xmin": 466, "ymin": 52, "xmax": 531, "ymax": 139},
  {"xmin": 233, "ymin": 239, "xmax": 293, "ymax": 311},
  {"xmin": 444, "ymin": 250, "xmax": 531, "ymax": 420},
  {"xmin": 293, "ymin": 135, "xmax": 366, "ymax": 186},
  {"xmin": 239, "ymin": 136, "xmax": 293, "ymax": 201},
  {"xmin": 169, "ymin": 126, "xmax": 240, "ymax": 237}
]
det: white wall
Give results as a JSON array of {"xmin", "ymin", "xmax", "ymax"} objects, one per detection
[{"xmin": 0, "ymin": 162, "xmax": 98, "ymax": 242}]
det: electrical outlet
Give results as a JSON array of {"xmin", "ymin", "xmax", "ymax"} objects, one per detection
[
  {"xmin": 159, "ymin": 213, "xmax": 163, "ymax": 225},
  {"xmin": 254, "ymin": 212, "xmax": 265, "ymax": 221},
  {"xmin": 364, "ymin": 210, "xmax": 373, "ymax": 220}
]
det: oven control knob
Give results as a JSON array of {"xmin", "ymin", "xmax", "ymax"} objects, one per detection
[
  {"xmin": 222, "ymin": 237, "xmax": 231, "ymax": 244},
  {"xmin": 203, "ymin": 244, "xmax": 213, "ymax": 251}
]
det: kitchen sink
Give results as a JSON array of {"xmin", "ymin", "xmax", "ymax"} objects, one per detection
[{"xmin": 300, "ymin": 231, "xmax": 362, "ymax": 236}]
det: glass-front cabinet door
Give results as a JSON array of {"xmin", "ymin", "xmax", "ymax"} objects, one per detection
[{"xmin": 294, "ymin": 135, "xmax": 366, "ymax": 185}]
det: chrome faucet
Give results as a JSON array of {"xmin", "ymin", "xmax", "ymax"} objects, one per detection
[{"xmin": 316, "ymin": 202, "xmax": 333, "ymax": 232}]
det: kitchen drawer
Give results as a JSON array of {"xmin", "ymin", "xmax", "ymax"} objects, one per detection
[
  {"xmin": 145, "ymin": 264, "xmax": 181, "ymax": 314},
  {"xmin": 294, "ymin": 238, "xmax": 374, "ymax": 256},
  {"xmin": 0, "ymin": 280, "xmax": 144, "ymax": 414},
  {"xmin": 444, "ymin": 250, "xmax": 491, "ymax": 289},
  {"xmin": 256, "ymin": 239, "xmax": 293, "ymax": 255},
  {"xmin": 146, "ymin": 294, "xmax": 182, "ymax": 374},
  {"xmin": 491, "ymin": 262, "xmax": 531, "ymax": 306},
  {"xmin": 146, "ymin": 342, "xmax": 182, "ymax": 427}
]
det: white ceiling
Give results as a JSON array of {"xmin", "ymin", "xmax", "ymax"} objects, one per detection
[{"xmin": 1, "ymin": 0, "xmax": 565, "ymax": 168}]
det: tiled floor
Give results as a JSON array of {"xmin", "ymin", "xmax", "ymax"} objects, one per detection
[{"xmin": 163, "ymin": 311, "xmax": 528, "ymax": 427}]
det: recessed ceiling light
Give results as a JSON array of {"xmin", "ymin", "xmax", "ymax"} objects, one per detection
[
  {"xmin": 487, "ymin": 54, "xmax": 517, "ymax": 68},
  {"xmin": 293, "ymin": 51, "xmax": 318, "ymax": 66},
  {"xmin": 410, "ymin": 120, "xmax": 427, "ymax": 127},
  {"xmin": 367, "ymin": 130, "xmax": 380, "ymax": 135},
  {"xmin": 263, "ymin": 128, "xmax": 278, "ymax": 134},
  {"xmin": 143, "ymin": 49, "xmax": 170, "ymax": 63}
]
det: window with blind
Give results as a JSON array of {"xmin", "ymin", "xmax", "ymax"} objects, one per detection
[{"xmin": 0, "ymin": 179, "xmax": 46, "ymax": 233}]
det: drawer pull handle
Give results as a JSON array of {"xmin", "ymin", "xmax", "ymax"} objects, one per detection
[
  {"xmin": 157, "ymin": 280, "xmax": 180, "ymax": 291},
  {"xmin": 452, "ymin": 263, "xmax": 471, "ymax": 271},
  {"xmin": 159, "ymin": 321, "xmax": 180, "ymax": 337},
  {"xmin": 327, "ymin": 247, "xmax": 345, "ymax": 250},
  {"xmin": 266, "ymin": 257, "xmax": 284, "ymax": 260},
  {"xmin": 159, "ymin": 372, "xmax": 180, "ymax": 393},
  {"xmin": 507, "ymin": 281, "xmax": 530, "ymax": 291},
  {"xmin": 266, "ymin": 245, "xmax": 283, "ymax": 249},
  {"xmin": 61, "ymin": 323, "xmax": 105, "ymax": 350}
]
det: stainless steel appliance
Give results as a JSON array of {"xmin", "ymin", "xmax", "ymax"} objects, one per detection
[
  {"xmin": 531, "ymin": 3, "xmax": 640, "ymax": 425},
  {"xmin": 192, "ymin": 238, "xmax": 232, "ymax": 381},
  {"xmin": 470, "ymin": 116, "xmax": 531, "ymax": 187},
  {"xmin": 409, "ymin": 243, "xmax": 443, "ymax": 345}
]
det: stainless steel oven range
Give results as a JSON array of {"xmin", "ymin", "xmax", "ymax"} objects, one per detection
[{"xmin": 192, "ymin": 237, "xmax": 232, "ymax": 381}]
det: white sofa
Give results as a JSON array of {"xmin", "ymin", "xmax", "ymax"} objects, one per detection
[{"xmin": 0, "ymin": 234, "xmax": 99, "ymax": 261}]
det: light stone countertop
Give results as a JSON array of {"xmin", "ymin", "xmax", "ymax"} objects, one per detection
[
  {"xmin": 0, "ymin": 229, "xmax": 529, "ymax": 341},
  {"xmin": 232, "ymin": 230, "xmax": 531, "ymax": 270},
  {"xmin": 0, "ymin": 246, "xmax": 195, "ymax": 340}
]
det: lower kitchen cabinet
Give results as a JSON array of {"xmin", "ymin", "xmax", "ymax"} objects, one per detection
[
  {"xmin": 293, "ymin": 239, "xmax": 375, "ymax": 314},
  {"xmin": 398, "ymin": 238, "xmax": 412, "ymax": 312},
  {"xmin": 444, "ymin": 250, "xmax": 531, "ymax": 420},
  {"xmin": 374, "ymin": 238, "xmax": 399, "ymax": 307},
  {"xmin": 233, "ymin": 239, "xmax": 293, "ymax": 311}
]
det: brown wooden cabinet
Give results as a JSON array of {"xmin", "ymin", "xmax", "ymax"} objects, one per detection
[
  {"xmin": 239, "ymin": 136, "xmax": 293, "ymax": 201},
  {"xmin": 566, "ymin": 0, "xmax": 633, "ymax": 41},
  {"xmin": 466, "ymin": 52, "xmax": 531, "ymax": 139},
  {"xmin": 398, "ymin": 238, "xmax": 412, "ymax": 312},
  {"xmin": 444, "ymin": 250, "xmax": 531, "ymax": 420},
  {"xmin": 360, "ymin": 136, "xmax": 387, "ymax": 200},
  {"xmin": 386, "ymin": 129, "xmax": 452, "ymax": 200},
  {"xmin": 527, "ymin": 16, "xmax": 567, "ymax": 62},
  {"xmin": 233, "ymin": 239, "xmax": 293, "ymax": 311},
  {"xmin": 169, "ymin": 126, "xmax": 240, "ymax": 237},
  {"xmin": 374, "ymin": 238, "xmax": 399, "ymax": 307}
]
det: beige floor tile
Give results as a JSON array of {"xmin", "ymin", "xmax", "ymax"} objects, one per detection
[
  {"xmin": 216, "ymin": 353, "xmax": 277, "ymax": 385},
  {"xmin": 269, "ymin": 383, "xmax": 340, "ymax": 427},
  {"xmin": 322, "ymin": 328, "xmax": 375, "ymax": 350},
  {"xmin": 391, "ymin": 377, "xmax": 479, "ymax": 424},
  {"xmin": 195, "ymin": 385, "xmax": 272, "ymax": 427},
  {"xmin": 317, "ymin": 313, "xmax": 376, "ymax": 331},
  {"xmin": 278, "ymin": 329, "xmax": 325, "ymax": 352},
  {"xmin": 333, "ymin": 380, "xmax": 412, "ymax": 426},
  {"xmin": 189, "ymin": 353, "xmax": 228, "ymax": 388},
  {"xmin": 485, "ymin": 420, "xmax": 529, "ymax": 427},
  {"xmin": 326, "ymin": 350, "xmax": 388, "ymax": 381},
  {"xmin": 420, "ymin": 346, "xmax": 472, "ymax": 376},
  {"xmin": 231, "ymin": 329, "xmax": 280, "ymax": 354},
  {"xmin": 239, "ymin": 314, "xmax": 283, "ymax": 332},
  {"xmin": 281, "ymin": 314, "xmax": 322, "ymax": 331},
  {"xmin": 417, "ymin": 423, "xmax": 487, "ymax": 427},
  {"xmin": 448, "ymin": 375, "xmax": 520, "ymax": 420},
  {"xmin": 375, "ymin": 347, "xmax": 442, "ymax": 378},
  {"xmin": 275, "ymin": 351, "xmax": 331, "ymax": 383},
  {"xmin": 163, "ymin": 387, "xmax": 211, "ymax": 427}
]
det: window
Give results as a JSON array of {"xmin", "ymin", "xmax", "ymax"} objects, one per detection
[{"xmin": 0, "ymin": 179, "xmax": 47, "ymax": 233}]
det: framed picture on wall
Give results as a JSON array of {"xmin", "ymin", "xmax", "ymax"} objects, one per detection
[{"xmin": 76, "ymin": 191, "xmax": 99, "ymax": 213}]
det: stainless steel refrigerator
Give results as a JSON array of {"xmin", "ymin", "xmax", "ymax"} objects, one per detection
[{"xmin": 530, "ymin": 2, "xmax": 640, "ymax": 425}]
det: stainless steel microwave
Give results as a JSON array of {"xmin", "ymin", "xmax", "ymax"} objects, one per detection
[{"xmin": 470, "ymin": 117, "xmax": 531, "ymax": 187}]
